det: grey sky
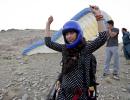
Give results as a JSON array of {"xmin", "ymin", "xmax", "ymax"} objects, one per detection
[{"xmin": 0, "ymin": 0, "xmax": 129, "ymax": 42}]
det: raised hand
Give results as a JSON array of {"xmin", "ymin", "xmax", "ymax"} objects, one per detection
[
  {"xmin": 55, "ymin": 81, "xmax": 61, "ymax": 91},
  {"xmin": 47, "ymin": 16, "xmax": 53, "ymax": 25},
  {"xmin": 89, "ymin": 5, "xmax": 104, "ymax": 22},
  {"xmin": 45, "ymin": 16, "xmax": 53, "ymax": 37},
  {"xmin": 89, "ymin": 5, "xmax": 102, "ymax": 16},
  {"xmin": 90, "ymin": 5, "xmax": 106, "ymax": 32}
]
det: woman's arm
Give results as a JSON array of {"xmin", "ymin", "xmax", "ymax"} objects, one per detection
[
  {"xmin": 90, "ymin": 5, "xmax": 107, "ymax": 32},
  {"xmin": 86, "ymin": 6, "xmax": 108, "ymax": 53},
  {"xmin": 44, "ymin": 16, "xmax": 63, "ymax": 52},
  {"xmin": 86, "ymin": 31, "xmax": 107, "ymax": 53}
]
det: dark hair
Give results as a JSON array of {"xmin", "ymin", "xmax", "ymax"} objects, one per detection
[
  {"xmin": 107, "ymin": 20, "xmax": 114, "ymax": 26},
  {"xmin": 62, "ymin": 28, "xmax": 78, "ymax": 36},
  {"xmin": 62, "ymin": 37, "xmax": 86, "ymax": 74},
  {"xmin": 122, "ymin": 28, "xmax": 127, "ymax": 32}
]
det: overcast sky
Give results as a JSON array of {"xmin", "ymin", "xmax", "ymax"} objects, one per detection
[{"xmin": 0, "ymin": 0, "xmax": 130, "ymax": 41}]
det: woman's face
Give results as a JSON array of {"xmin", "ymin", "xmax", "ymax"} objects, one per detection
[{"xmin": 65, "ymin": 31, "xmax": 77, "ymax": 43}]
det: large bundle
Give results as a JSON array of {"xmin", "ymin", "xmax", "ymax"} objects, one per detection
[{"xmin": 22, "ymin": 8, "xmax": 111, "ymax": 55}]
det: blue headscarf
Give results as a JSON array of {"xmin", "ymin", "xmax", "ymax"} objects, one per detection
[{"xmin": 62, "ymin": 20, "xmax": 83, "ymax": 49}]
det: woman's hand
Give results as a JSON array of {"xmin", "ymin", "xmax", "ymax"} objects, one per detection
[
  {"xmin": 90, "ymin": 5, "xmax": 103, "ymax": 21},
  {"xmin": 88, "ymin": 86, "xmax": 96, "ymax": 98},
  {"xmin": 45, "ymin": 16, "xmax": 53, "ymax": 37},
  {"xmin": 90, "ymin": 5, "xmax": 106, "ymax": 32},
  {"xmin": 55, "ymin": 81, "xmax": 61, "ymax": 92},
  {"xmin": 90, "ymin": 5, "xmax": 102, "ymax": 16},
  {"xmin": 47, "ymin": 16, "xmax": 53, "ymax": 25}
]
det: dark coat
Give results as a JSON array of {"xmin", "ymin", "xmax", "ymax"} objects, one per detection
[{"xmin": 122, "ymin": 32, "xmax": 130, "ymax": 60}]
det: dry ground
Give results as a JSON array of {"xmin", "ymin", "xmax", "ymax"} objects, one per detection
[{"xmin": 0, "ymin": 29, "xmax": 130, "ymax": 100}]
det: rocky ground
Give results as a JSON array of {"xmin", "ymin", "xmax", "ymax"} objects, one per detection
[{"xmin": 0, "ymin": 29, "xmax": 130, "ymax": 100}]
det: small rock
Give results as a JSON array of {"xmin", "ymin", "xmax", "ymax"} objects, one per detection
[
  {"xmin": 22, "ymin": 94, "xmax": 28, "ymax": 100},
  {"xmin": 6, "ymin": 83, "xmax": 15, "ymax": 88},
  {"xmin": 18, "ymin": 77, "xmax": 26, "ymax": 82},
  {"xmin": 121, "ymin": 88, "xmax": 127, "ymax": 92},
  {"xmin": 41, "ymin": 97, "xmax": 45, "ymax": 100},
  {"xmin": 32, "ymin": 82, "xmax": 38, "ymax": 87},
  {"xmin": 12, "ymin": 97, "xmax": 18, "ymax": 100},
  {"xmin": 20, "ymin": 62, "xmax": 24, "ymax": 65},
  {"xmin": 127, "ymin": 86, "xmax": 130, "ymax": 93},
  {"xmin": 116, "ymin": 95, "xmax": 120, "ymax": 100},
  {"xmin": 128, "ymin": 82, "xmax": 130, "ymax": 84},
  {"xmin": 34, "ymin": 97, "xmax": 38, "ymax": 100},
  {"xmin": 105, "ymin": 77, "xmax": 112, "ymax": 84},
  {"xmin": 14, "ymin": 71, "xmax": 24, "ymax": 76},
  {"xmin": 40, "ymin": 79, "xmax": 43, "ymax": 82},
  {"xmin": 1, "ymin": 88, "xmax": 8, "ymax": 94},
  {"xmin": 16, "ymin": 56, "xmax": 22, "ymax": 60},
  {"xmin": 0, "ymin": 94, "xmax": 3, "ymax": 100}
]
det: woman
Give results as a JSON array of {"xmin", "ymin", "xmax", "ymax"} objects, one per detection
[{"xmin": 45, "ymin": 6, "xmax": 107, "ymax": 100}]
